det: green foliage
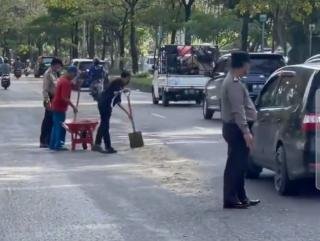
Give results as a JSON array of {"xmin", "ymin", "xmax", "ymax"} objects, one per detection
[
  {"xmin": 0, "ymin": 0, "xmax": 320, "ymax": 65},
  {"xmin": 187, "ymin": 10, "xmax": 241, "ymax": 46}
]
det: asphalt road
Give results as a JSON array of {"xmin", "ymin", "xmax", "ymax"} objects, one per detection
[{"xmin": 0, "ymin": 76, "xmax": 319, "ymax": 241}]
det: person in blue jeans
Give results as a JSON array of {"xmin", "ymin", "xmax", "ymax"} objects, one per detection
[{"xmin": 50, "ymin": 66, "xmax": 79, "ymax": 151}]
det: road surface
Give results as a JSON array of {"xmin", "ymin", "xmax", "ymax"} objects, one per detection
[{"xmin": 0, "ymin": 76, "xmax": 319, "ymax": 241}]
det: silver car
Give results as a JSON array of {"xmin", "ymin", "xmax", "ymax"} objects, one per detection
[{"xmin": 203, "ymin": 53, "xmax": 285, "ymax": 119}]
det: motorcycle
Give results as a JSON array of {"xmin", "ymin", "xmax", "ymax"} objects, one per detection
[
  {"xmin": 24, "ymin": 67, "xmax": 31, "ymax": 77},
  {"xmin": 14, "ymin": 69, "xmax": 22, "ymax": 79},
  {"xmin": 1, "ymin": 75, "xmax": 11, "ymax": 90}
]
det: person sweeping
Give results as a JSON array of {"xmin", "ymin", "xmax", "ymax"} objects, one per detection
[
  {"xmin": 49, "ymin": 66, "xmax": 79, "ymax": 151},
  {"xmin": 92, "ymin": 71, "xmax": 132, "ymax": 154}
]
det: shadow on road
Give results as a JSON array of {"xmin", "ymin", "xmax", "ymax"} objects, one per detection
[{"xmin": 250, "ymin": 172, "xmax": 320, "ymax": 198}]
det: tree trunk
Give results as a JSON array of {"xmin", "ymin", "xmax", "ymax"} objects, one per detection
[
  {"xmin": 88, "ymin": 22, "xmax": 95, "ymax": 58},
  {"xmin": 184, "ymin": 4, "xmax": 192, "ymax": 45},
  {"xmin": 119, "ymin": 33, "xmax": 125, "ymax": 71},
  {"xmin": 37, "ymin": 41, "xmax": 43, "ymax": 56},
  {"xmin": 54, "ymin": 37, "xmax": 59, "ymax": 56},
  {"xmin": 288, "ymin": 23, "xmax": 308, "ymax": 64},
  {"xmin": 110, "ymin": 40, "xmax": 115, "ymax": 69},
  {"xmin": 277, "ymin": 19, "xmax": 286, "ymax": 55},
  {"xmin": 241, "ymin": 13, "xmax": 250, "ymax": 51},
  {"xmin": 72, "ymin": 21, "xmax": 79, "ymax": 58},
  {"xmin": 129, "ymin": 9, "xmax": 139, "ymax": 73},
  {"xmin": 171, "ymin": 30, "xmax": 177, "ymax": 44},
  {"xmin": 102, "ymin": 30, "xmax": 107, "ymax": 60}
]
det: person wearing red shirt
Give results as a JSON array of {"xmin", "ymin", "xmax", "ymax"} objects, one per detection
[{"xmin": 49, "ymin": 66, "xmax": 78, "ymax": 151}]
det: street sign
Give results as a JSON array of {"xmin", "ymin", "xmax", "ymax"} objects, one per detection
[
  {"xmin": 309, "ymin": 24, "xmax": 316, "ymax": 31},
  {"xmin": 260, "ymin": 14, "xmax": 267, "ymax": 23}
]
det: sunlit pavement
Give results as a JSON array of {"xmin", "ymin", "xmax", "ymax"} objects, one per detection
[{"xmin": 0, "ymin": 76, "xmax": 320, "ymax": 241}]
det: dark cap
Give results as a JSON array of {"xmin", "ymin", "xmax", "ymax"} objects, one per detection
[
  {"xmin": 231, "ymin": 51, "xmax": 250, "ymax": 68},
  {"xmin": 67, "ymin": 65, "xmax": 78, "ymax": 75}
]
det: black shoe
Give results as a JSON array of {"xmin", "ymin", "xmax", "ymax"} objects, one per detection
[
  {"xmin": 40, "ymin": 144, "xmax": 49, "ymax": 148},
  {"xmin": 57, "ymin": 147, "xmax": 69, "ymax": 151},
  {"xmin": 92, "ymin": 145, "xmax": 107, "ymax": 153},
  {"xmin": 106, "ymin": 147, "xmax": 117, "ymax": 154},
  {"xmin": 223, "ymin": 202, "xmax": 249, "ymax": 209},
  {"xmin": 241, "ymin": 199, "xmax": 261, "ymax": 206}
]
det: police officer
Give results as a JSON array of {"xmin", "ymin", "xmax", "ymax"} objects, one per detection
[
  {"xmin": 40, "ymin": 58, "xmax": 63, "ymax": 148},
  {"xmin": 221, "ymin": 51, "xmax": 260, "ymax": 209}
]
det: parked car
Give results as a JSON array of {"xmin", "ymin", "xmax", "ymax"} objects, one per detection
[
  {"xmin": 247, "ymin": 64, "xmax": 320, "ymax": 195},
  {"xmin": 34, "ymin": 56, "xmax": 54, "ymax": 78},
  {"xmin": 305, "ymin": 54, "xmax": 320, "ymax": 64},
  {"xmin": 203, "ymin": 53, "xmax": 285, "ymax": 119},
  {"xmin": 70, "ymin": 58, "xmax": 108, "ymax": 88}
]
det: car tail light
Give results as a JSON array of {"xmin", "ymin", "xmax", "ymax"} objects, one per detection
[{"xmin": 302, "ymin": 113, "xmax": 320, "ymax": 132}]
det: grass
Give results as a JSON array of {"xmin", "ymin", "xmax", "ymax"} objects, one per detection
[{"xmin": 131, "ymin": 73, "xmax": 153, "ymax": 90}]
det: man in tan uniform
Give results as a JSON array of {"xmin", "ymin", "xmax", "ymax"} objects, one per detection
[
  {"xmin": 221, "ymin": 51, "xmax": 260, "ymax": 209},
  {"xmin": 40, "ymin": 58, "xmax": 63, "ymax": 148}
]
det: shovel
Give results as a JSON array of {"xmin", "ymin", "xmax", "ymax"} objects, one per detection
[
  {"xmin": 74, "ymin": 88, "xmax": 81, "ymax": 121},
  {"xmin": 126, "ymin": 91, "xmax": 144, "ymax": 149}
]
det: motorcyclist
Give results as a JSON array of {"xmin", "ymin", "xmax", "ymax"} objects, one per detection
[
  {"xmin": 88, "ymin": 58, "xmax": 107, "ymax": 86},
  {"xmin": 0, "ymin": 58, "xmax": 11, "ymax": 76},
  {"xmin": 88, "ymin": 58, "xmax": 108, "ymax": 101},
  {"xmin": 13, "ymin": 57, "xmax": 24, "ymax": 71}
]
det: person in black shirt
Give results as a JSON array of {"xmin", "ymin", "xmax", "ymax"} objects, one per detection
[{"xmin": 93, "ymin": 71, "xmax": 132, "ymax": 154}]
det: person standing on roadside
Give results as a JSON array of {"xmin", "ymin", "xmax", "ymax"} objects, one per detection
[
  {"xmin": 221, "ymin": 51, "xmax": 260, "ymax": 209},
  {"xmin": 40, "ymin": 58, "xmax": 63, "ymax": 148},
  {"xmin": 92, "ymin": 71, "xmax": 131, "ymax": 154},
  {"xmin": 49, "ymin": 66, "xmax": 79, "ymax": 151}
]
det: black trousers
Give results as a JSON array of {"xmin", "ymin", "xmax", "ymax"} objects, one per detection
[
  {"xmin": 222, "ymin": 122, "xmax": 253, "ymax": 204},
  {"xmin": 95, "ymin": 105, "xmax": 112, "ymax": 149},
  {"xmin": 40, "ymin": 109, "xmax": 53, "ymax": 145}
]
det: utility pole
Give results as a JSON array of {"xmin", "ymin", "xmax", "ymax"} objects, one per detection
[
  {"xmin": 309, "ymin": 24, "xmax": 316, "ymax": 57},
  {"xmin": 260, "ymin": 14, "xmax": 267, "ymax": 52}
]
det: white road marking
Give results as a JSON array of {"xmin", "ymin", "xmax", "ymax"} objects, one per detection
[{"xmin": 151, "ymin": 113, "xmax": 166, "ymax": 119}]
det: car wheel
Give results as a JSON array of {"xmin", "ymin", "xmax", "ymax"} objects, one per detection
[
  {"xmin": 152, "ymin": 88, "xmax": 159, "ymax": 105},
  {"xmin": 203, "ymin": 98, "xmax": 214, "ymax": 119},
  {"xmin": 246, "ymin": 155, "xmax": 262, "ymax": 179},
  {"xmin": 162, "ymin": 91, "xmax": 169, "ymax": 107},
  {"xmin": 274, "ymin": 146, "xmax": 296, "ymax": 195}
]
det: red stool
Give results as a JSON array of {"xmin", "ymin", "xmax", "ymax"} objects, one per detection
[{"xmin": 64, "ymin": 119, "xmax": 99, "ymax": 151}]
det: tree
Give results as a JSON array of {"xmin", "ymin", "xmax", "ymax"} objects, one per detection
[
  {"xmin": 188, "ymin": 10, "xmax": 241, "ymax": 47},
  {"xmin": 119, "ymin": 0, "xmax": 142, "ymax": 73},
  {"xmin": 180, "ymin": 0, "xmax": 196, "ymax": 45}
]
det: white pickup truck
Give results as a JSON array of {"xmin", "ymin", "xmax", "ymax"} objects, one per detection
[
  {"xmin": 152, "ymin": 72, "xmax": 210, "ymax": 106},
  {"xmin": 151, "ymin": 45, "xmax": 216, "ymax": 106}
]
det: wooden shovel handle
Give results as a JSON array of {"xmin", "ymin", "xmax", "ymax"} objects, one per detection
[{"xmin": 74, "ymin": 89, "xmax": 81, "ymax": 121}]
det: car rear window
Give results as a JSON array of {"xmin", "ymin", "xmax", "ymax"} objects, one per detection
[
  {"xmin": 250, "ymin": 56, "xmax": 285, "ymax": 75},
  {"xmin": 79, "ymin": 62, "xmax": 93, "ymax": 71},
  {"xmin": 43, "ymin": 58, "xmax": 53, "ymax": 65}
]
